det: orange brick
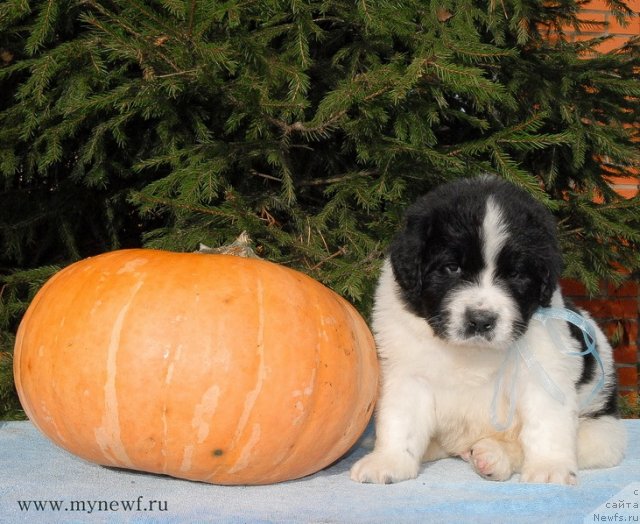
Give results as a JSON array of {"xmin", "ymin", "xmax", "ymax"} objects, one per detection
[
  {"xmin": 617, "ymin": 366, "xmax": 638, "ymax": 388},
  {"xmin": 603, "ymin": 175, "xmax": 640, "ymax": 186},
  {"xmin": 599, "ymin": 37, "xmax": 633, "ymax": 52},
  {"xmin": 582, "ymin": 0, "xmax": 614, "ymax": 10},
  {"xmin": 601, "ymin": 318, "xmax": 638, "ymax": 345},
  {"xmin": 563, "ymin": 0, "xmax": 640, "ymax": 52},
  {"xmin": 574, "ymin": 298, "xmax": 639, "ymax": 319},
  {"xmin": 614, "ymin": 344, "xmax": 639, "ymax": 364},
  {"xmin": 627, "ymin": 320, "xmax": 639, "ymax": 342},
  {"xmin": 606, "ymin": 281, "xmax": 640, "ymax": 297},
  {"xmin": 560, "ymin": 278, "xmax": 590, "ymax": 297},
  {"xmin": 574, "ymin": 9, "xmax": 608, "ymax": 33},
  {"xmin": 612, "ymin": 187, "xmax": 639, "ymax": 198},
  {"xmin": 606, "ymin": 12, "xmax": 640, "ymax": 36}
]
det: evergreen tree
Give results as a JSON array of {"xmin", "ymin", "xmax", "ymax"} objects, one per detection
[{"xmin": 1, "ymin": 0, "xmax": 639, "ymax": 417}]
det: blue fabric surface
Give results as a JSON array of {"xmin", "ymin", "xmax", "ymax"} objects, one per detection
[{"xmin": 1, "ymin": 420, "xmax": 639, "ymax": 523}]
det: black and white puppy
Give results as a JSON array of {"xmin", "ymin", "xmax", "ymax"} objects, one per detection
[{"xmin": 351, "ymin": 176, "xmax": 626, "ymax": 485}]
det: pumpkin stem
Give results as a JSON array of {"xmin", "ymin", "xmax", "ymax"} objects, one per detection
[{"xmin": 196, "ymin": 231, "xmax": 261, "ymax": 258}]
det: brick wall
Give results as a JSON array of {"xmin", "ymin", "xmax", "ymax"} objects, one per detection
[
  {"xmin": 563, "ymin": 0, "xmax": 640, "ymax": 52},
  {"xmin": 559, "ymin": 0, "xmax": 639, "ymax": 402}
]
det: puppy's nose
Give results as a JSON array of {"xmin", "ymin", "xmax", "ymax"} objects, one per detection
[{"xmin": 465, "ymin": 309, "xmax": 498, "ymax": 336}]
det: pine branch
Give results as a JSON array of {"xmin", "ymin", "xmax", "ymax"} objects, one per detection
[{"xmin": 25, "ymin": 0, "xmax": 58, "ymax": 56}]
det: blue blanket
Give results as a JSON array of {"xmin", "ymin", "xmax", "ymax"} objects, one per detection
[{"xmin": 1, "ymin": 420, "xmax": 638, "ymax": 523}]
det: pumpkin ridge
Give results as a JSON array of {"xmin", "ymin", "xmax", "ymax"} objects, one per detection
[
  {"xmin": 94, "ymin": 279, "xmax": 143, "ymax": 468},
  {"xmin": 225, "ymin": 276, "xmax": 268, "ymax": 476}
]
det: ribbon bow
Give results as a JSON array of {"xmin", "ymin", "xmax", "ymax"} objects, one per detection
[{"xmin": 490, "ymin": 307, "xmax": 605, "ymax": 431}]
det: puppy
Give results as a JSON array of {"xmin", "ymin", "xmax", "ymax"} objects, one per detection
[{"xmin": 351, "ymin": 176, "xmax": 626, "ymax": 485}]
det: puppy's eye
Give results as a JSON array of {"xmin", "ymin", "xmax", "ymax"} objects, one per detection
[
  {"xmin": 509, "ymin": 269, "xmax": 529, "ymax": 282},
  {"xmin": 443, "ymin": 264, "xmax": 461, "ymax": 275}
]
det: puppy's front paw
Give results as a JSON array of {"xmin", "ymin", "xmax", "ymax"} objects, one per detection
[
  {"xmin": 469, "ymin": 438, "xmax": 514, "ymax": 481},
  {"xmin": 520, "ymin": 463, "xmax": 577, "ymax": 485},
  {"xmin": 350, "ymin": 451, "xmax": 419, "ymax": 484}
]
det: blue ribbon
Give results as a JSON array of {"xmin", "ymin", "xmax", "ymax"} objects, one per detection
[{"xmin": 490, "ymin": 307, "xmax": 606, "ymax": 431}]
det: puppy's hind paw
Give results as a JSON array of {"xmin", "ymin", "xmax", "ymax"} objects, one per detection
[
  {"xmin": 350, "ymin": 451, "xmax": 419, "ymax": 484},
  {"xmin": 468, "ymin": 438, "xmax": 515, "ymax": 481}
]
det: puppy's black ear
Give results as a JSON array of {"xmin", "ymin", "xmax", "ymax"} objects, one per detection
[
  {"xmin": 389, "ymin": 213, "xmax": 429, "ymax": 298},
  {"xmin": 539, "ymin": 247, "xmax": 563, "ymax": 307}
]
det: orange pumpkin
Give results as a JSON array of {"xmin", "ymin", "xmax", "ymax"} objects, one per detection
[{"xmin": 13, "ymin": 249, "xmax": 378, "ymax": 484}]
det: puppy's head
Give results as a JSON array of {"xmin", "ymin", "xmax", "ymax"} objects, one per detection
[{"xmin": 390, "ymin": 176, "xmax": 562, "ymax": 348}]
